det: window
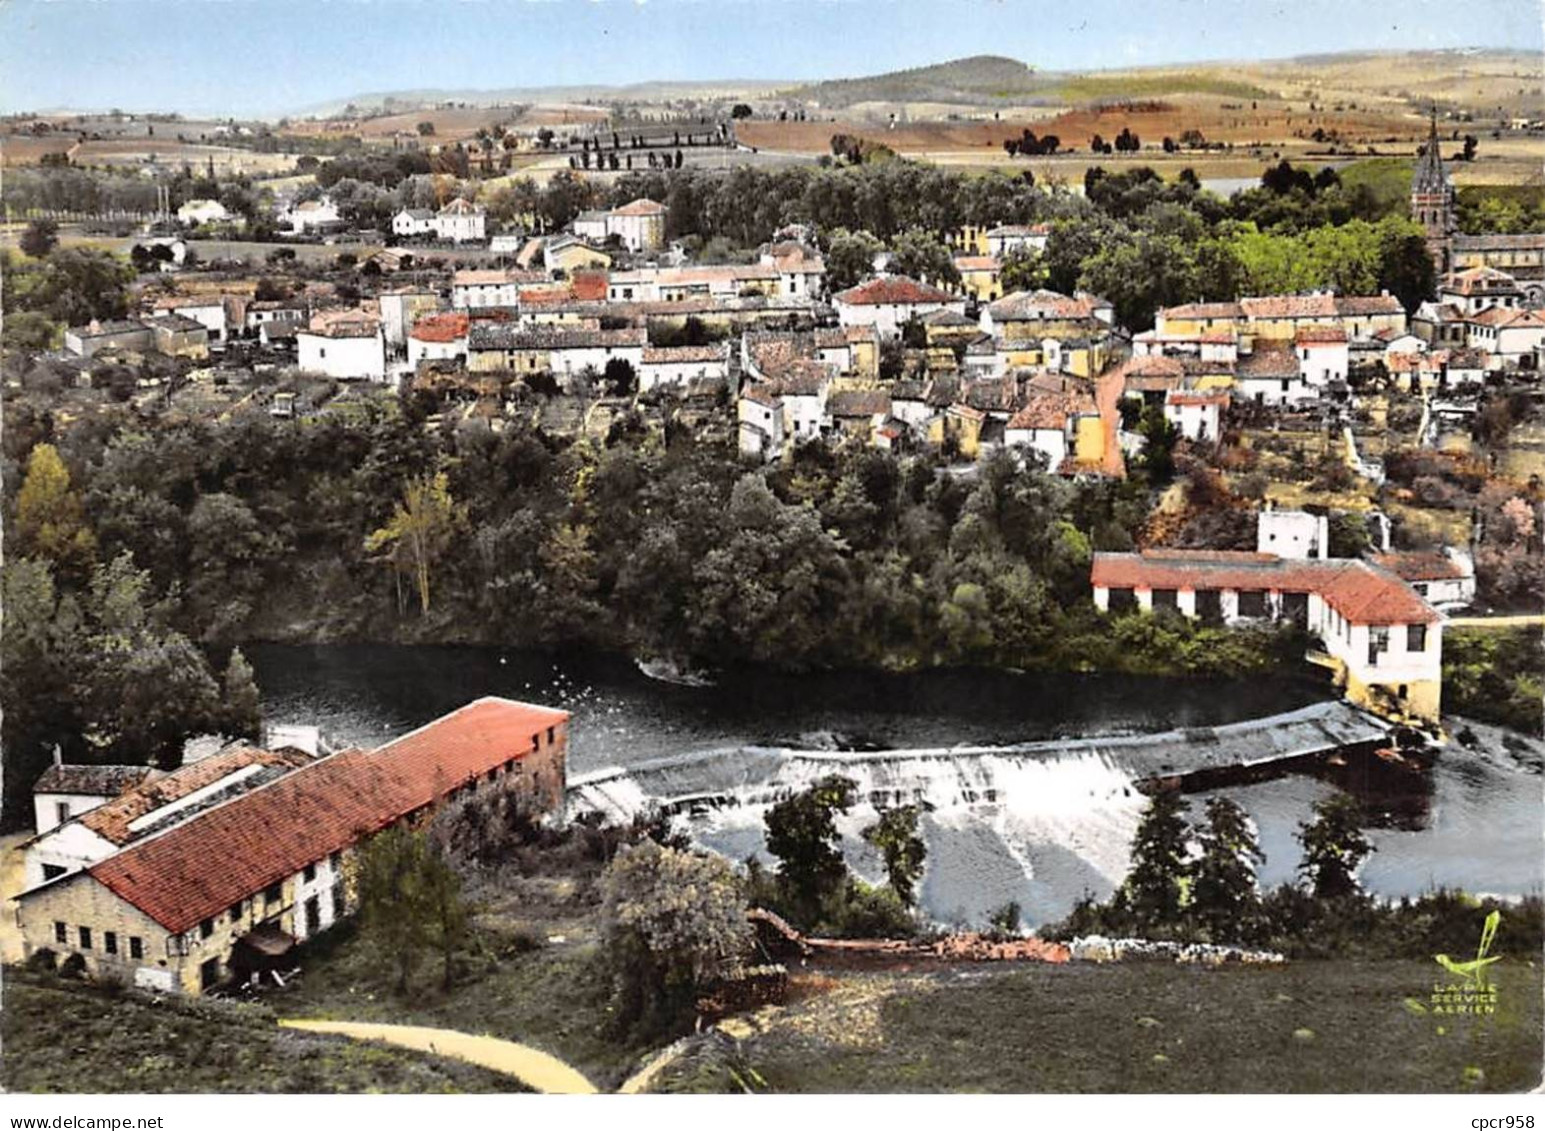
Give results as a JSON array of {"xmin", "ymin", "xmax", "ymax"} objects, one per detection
[
  {"xmin": 200, "ymin": 917, "xmax": 214, "ymax": 939},
  {"xmin": 546, "ymin": 725, "xmax": 556, "ymax": 744},
  {"xmin": 1237, "ymin": 590, "xmax": 1267, "ymax": 618},
  {"xmin": 1152, "ymin": 588, "xmax": 1179, "ymax": 611},
  {"xmin": 1407, "ymin": 624, "xmax": 1427, "ymax": 653},
  {"xmin": 55, "ymin": 801, "xmax": 71, "ymax": 825},
  {"xmin": 42, "ymin": 863, "xmax": 66, "ymax": 881},
  {"xmin": 332, "ymin": 884, "xmax": 346, "ymax": 920},
  {"xmin": 265, "ymin": 882, "xmax": 282, "ymax": 903},
  {"xmin": 79, "ymin": 926, "xmax": 92, "ymax": 950},
  {"xmin": 303, "ymin": 864, "xmax": 316, "ymax": 883},
  {"xmin": 330, "ymin": 852, "xmax": 341, "ymax": 872},
  {"xmin": 104, "ymin": 931, "xmax": 117, "ymax": 956},
  {"xmin": 1368, "ymin": 627, "xmax": 1390, "ymax": 667},
  {"xmin": 230, "ymin": 901, "xmax": 244, "ymax": 923},
  {"xmin": 54, "ymin": 921, "xmax": 67, "ymax": 944},
  {"xmin": 129, "ymin": 936, "xmax": 143, "ymax": 960}
]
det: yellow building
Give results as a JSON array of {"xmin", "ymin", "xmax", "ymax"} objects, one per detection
[{"xmin": 953, "ymin": 256, "xmax": 1003, "ymax": 303}]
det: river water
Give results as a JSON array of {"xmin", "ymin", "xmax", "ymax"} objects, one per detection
[{"xmin": 248, "ymin": 644, "xmax": 1544, "ymax": 928}]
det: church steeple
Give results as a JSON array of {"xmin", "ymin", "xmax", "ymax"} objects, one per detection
[{"xmin": 1411, "ymin": 104, "xmax": 1455, "ymax": 278}]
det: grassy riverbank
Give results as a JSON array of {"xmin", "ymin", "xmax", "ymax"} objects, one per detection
[{"xmin": 654, "ymin": 959, "xmax": 1545, "ymax": 1093}]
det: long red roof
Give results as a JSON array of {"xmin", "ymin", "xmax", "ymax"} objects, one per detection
[
  {"xmin": 1091, "ymin": 551, "xmax": 1439, "ymax": 626},
  {"xmin": 89, "ymin": 698, "xmax": 569, "ymax": 934}
]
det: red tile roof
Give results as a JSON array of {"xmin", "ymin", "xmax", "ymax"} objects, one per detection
[
  {"xmin": 612, "ymin": 198, "xmax": 667, "ymax": 217},
  {"xmin": 88, "ymin": 698, "xmax": 568, "ymax": 934},
  {"xmin": 835, "ymin": 276, "xmax": 957, "ymax": 307},
  {"xmin": 1371, "ymin": 551, "xmax": 1468, "ymax": 582},
  {"xmin": 80, "ymin": 747, "xmax": 313, "ymax": 846},
  {"xmin": 1091, "ymin": 552, "xmax": 1438, "ymax": 626},
  {"xmin": 34, "ymin": 764, "xmax": 159, "ymax": 798},
  {"xmin": 1295, "ymin": 326, "xmax": 1348, "ymax": 344},
  {"xmin": 409, "ymin": 312, "xmax": 470, "ymax": 343}
]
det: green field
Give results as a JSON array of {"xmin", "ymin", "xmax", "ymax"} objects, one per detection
[{"xmin": 656, "ymin": 960, "xmax": 1544, "ymax": 1093}]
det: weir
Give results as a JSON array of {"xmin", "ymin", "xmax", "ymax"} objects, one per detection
[{"xmin": 566, "ymin": 700, "xmax": 1391, "ymax": 822}]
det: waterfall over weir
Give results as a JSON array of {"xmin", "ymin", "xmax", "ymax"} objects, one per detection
[{"xmin": 567, "ymin": 701, "xmax": 1389, "ymax": 928}]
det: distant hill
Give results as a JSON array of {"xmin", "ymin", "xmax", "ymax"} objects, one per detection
[{"xmin": 785, "ymin": 55, "xmax": 1046, "ymax": 108}]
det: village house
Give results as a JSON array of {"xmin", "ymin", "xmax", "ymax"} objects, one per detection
[
  {"xmin": 151, "ymin": 295, "xmax": 230, "ymax": 341},
  {"xmin": 244, "ymin": 299, "xmax": 310, "ymax": 337},
  {"xmin": 985, "ymin": 223, "xmax": 1050, "ymax": 259},
  {"xmin": 1091, "ymin": 550, "xmax": 1444, "ymax": 724},
  {"xmin": 833, "ymin": 276, "xmax": 965, "ymax": 340},
  {"xmin": 603, "ymin": 198, "xmax": 667, "ymax": 252},
  {"xmin": 1439, "ymin": 266, "xmax": 1525, "ymax": 315},
  {"xmin": 284, "ymin": 197, "xmax": 342, "ymax": 236},
  {"xmin": 466, "ymin": 323, "xmax": 646, "ymax": 378},
  {"xmin": 149, "ymin": 314, "xmax": 211, "ymax": 360},
  {"xmin": 24, "ymin": 747, "xmax": 315, "ymax": 890},
  {"xmin": 33, "ymin": 763, "xmax": 159, "ymax": 840},
  {"xmin": 378, "ymin": 288, "xmax": 444, "ymax": 350},
  {"xmin": 452, "ymin": 268, "xmax": 541, "ymax": 310},
  {"xmin": 435, "ymin": 198, "xmax": 487, "ymax": 244},
  {"xmin": 1464, "ymin": 306, "xmax": 1545, "ymax": 368},
  {"xmin": 952, "ymin": 256, "xmax": 1003, "ymax": 303},
  {"xmin": 64, "ymin": 319, "xmax": 155, "ymax": 358},
  {"xmin": 760, "ymin": 240, "xmax": 827, "ymax": 300},
  {"xmin": 1163, "ymin": 388, "xmax": 1228, "ymax": 442},
  {"xmin": 1234, "ymin": 346, "xmax": 1313, "ymax": 406},
  {"xmin": 13, "ymin": 698, "xmax": 570, "ymax": 995},
  {"xmin": 1294, "ymin": 325, "xmax": 1349, "ymax": 388},
  {"xmin": 639, "ymin": 343, "xmax": 731, "ymax": 392},
  {"xmin": 391, "ymin": 208, "xmax": 437, "ymax": 238},
  {"xmin": 980, "ymin": 290, "xmax": 1115, "ymax": 374},
  {"xmin": 1156, "ymin": 293, "xmax": 1407, "ymax": 343},
  {"xmin": 1257, "ymin": 507, "xmax": 1329, "ymax": 560},
  {"xmin": 176, "ymin": 198, "xmax": 230, "ymax": 226},
  {"xmin": 1004, "ymin": 387, "xmax": 1100, "ymax": 473},
  {"xmin": 296, "ymin": 312, "xmax": 387, "ymax": 382},
  {"xmin": 1371, "ymin": 549, "xmax": 1477, "ymax": 610},
  {"xmin": 542, "ymin": 235, "xmax": 613, "ymax": 275},
  {"xmin": 407, "ymin": 311, "xmax": 470, "ymax": 369}
]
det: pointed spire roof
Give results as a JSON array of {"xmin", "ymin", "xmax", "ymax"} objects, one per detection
[{"xmin": 1413, "ymin": 107, "xmax": 1449, "ymax": 196}]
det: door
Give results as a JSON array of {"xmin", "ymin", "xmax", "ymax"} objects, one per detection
[
  {"xmin": 1196, "ymin": 589, "xmax": 1223, "ymax": 624},
  {"xmin": 304, "ymin": 896, "xmax": 320, "ymax": 938},
  {"xmin": 199, "ymin": 957, "xmax": 222, "ymax": 992}
]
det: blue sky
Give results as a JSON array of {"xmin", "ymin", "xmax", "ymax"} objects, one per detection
[{"xmin": 1, "ymin": 0, "xmax": 1540, "ymax": 119}]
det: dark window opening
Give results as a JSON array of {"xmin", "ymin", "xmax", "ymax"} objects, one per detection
[
  {"xmin": 104, "ymin": 931, "xmax": 117, "ymax": 956},
  {"xmin": 265, "ymin": 883, "xmax": 282, "ymax": 903},
  {"xmin": 1407, "ymin": 624, "xmax": 1427, "ymax": 652},
  {"xmin": 54, "ymin": 921, "xmax": 67, "ymax": 944},
  {"xmin": 1152, "ymin": 588, "xmax": 1179, "ymax": 611},
  {"xmin": 1237, "ymin": 590, "xmax": 1268, "ymax": 617},
  {"xmin": 42, "ymin": 863, "xmax": 66, "ymax": 881},
  {"xmin": 1108, "ymin": 587, "xmax": 1137, "ymax": 613},
  {"xmin": 200, "ymin": 918, "xmax": 214, "ymax": 939},
  {"xmin": 303, "ymin": 864, "xmax": 316, "ymax": 883},
  {"xmin": 129, "ymin": 937, "xmax": 143, "ymax": 960},
  {"xmin": 79, "ymin": 927, "xmax": 92, "ymax": 950}
]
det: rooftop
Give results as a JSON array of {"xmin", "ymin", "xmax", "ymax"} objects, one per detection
[
  {"xmin": 34, "ymin": 763, "xmax": 158, "ymax": 798},
  {"xmin": 834, "ymin": 275, "xmax": 957, "ymax": 307}
]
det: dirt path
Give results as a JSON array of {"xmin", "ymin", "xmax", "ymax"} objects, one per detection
[
  {"xmin": 1094, "ymin": 364, "xmax": 1128, "ymax": 477},
  {"xmin": 278, "ymin": 1019, "xmax": 598, "ymax": 1094}
]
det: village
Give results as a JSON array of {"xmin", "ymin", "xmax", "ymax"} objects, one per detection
[{"xmin": 2, "ymin": 16, "xmax": 1544, "ymax": 1101}]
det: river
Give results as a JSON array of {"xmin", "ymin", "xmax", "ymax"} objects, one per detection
[{"xmin": 248, "ymin": 644, "xmax": 1545, "ymax": 927}]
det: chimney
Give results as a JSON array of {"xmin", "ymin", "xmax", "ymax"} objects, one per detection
[
  {"xmin": 1317, "ymin": 513, "xmax": 1330, "ymax": 560},
  {"xmin": 52, "ymin": 744, "xmax": 62, "ymax": 767}
]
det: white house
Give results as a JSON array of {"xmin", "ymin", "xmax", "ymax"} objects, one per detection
[
  {"xmin": 1235, "ymin": 347, "xmax": 1314, "ymax": 406},
  {"xmin": 1371, "ymin": 549, "xmax": 1477, "ymax": 610},
  {"xmin": 1163, "ymin": 389, "xmax": 1228, "ymax": 442},
  {"xmin": 31, "ymin": 763, "xmax": 157, "ymax": 839},
  {"xmin": 985, "ymin": 223, "xmax": 1050, "ymax": 258},
  {"xmin": 1467, "ymin": 307, "xmax": 1545, "ymax": 366},
  {"xmin": 297, "ymin": 314, "xmax": 387, "ymax": 381},
  {"xmin": 176, "ymin": 199, "xmax": 229, "ymax": 226},
  {"xmin": 406, "ymin": 312, "xmax": 469, "ymax": 369},
  {"xmin": 1294, "ymin": 326, "xmax": 1349, "ymax": 388},
  {"xmin": 285, "ymin": 197, "xmax": 342, "ymax": 235},
  {"xmin": 451, "ymin": 268, "xmax": 532, "ymax": 310},
  {"xmin": 151, "ymin": 296, "xmax": 229, "ymax": 341},
  {"xmin": 391, "ymin": 208, "xmax": 436, "ymax": 238},
  {"xmin": 1090, "ymin": 550, "xmax": 1443, "ymax": 723},
  {"xmin": 832, "ymin": 276, "xmax": 964, "ymax": 340},
  {"xmin": 1256, "ymin": 507, "xmax": 1328, "ymax": 560},
  {"xmin": 639, "ymin": 344, "xmax": 731, "ymax": 393},
  {"xmin": 738, "ymin": 384, "xmax": 786, "ymax": 459},
  {"xmin": 435, "ymin": 199, "xmax": 486, "ymax": 244},
  {"xmin": 604, "ymin": 198, "xmax": 667, "ymax": 252}
]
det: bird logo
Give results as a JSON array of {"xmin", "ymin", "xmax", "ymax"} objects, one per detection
[{"xmin": 1434, "ymin": 910, "xmax": 1502, "ymax": 989}]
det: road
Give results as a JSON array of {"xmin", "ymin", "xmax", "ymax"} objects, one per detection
[{"xmin": 278, "ymin": 1019, "xmax": 599, "ymax": 1094}]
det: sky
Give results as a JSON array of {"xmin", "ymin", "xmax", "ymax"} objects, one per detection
[{"xmin": 0, "ymin": 0, "xmax": 1540, "ymax": 119}]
